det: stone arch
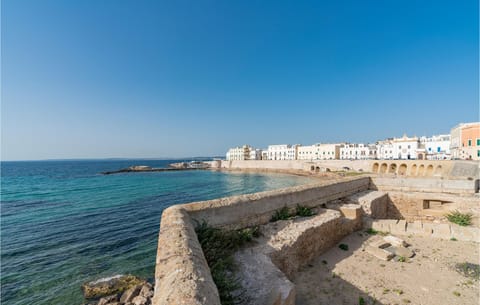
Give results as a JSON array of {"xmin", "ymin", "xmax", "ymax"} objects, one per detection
[
  {"xmin": 398, "ymin": 164, "xmax": 407, "ymax": 175},
  {"xmin": 434, "ymin": 165, "xmax": 442, "ymax": 176},
  {"xmin": 410, "ymin": 164, "xmax": 417, "ymax": 176},
  {"xmin": 310, "ymin": 166, "xmax": 315, "ymax": 171},
  {"xmin": 418, "ymin": 164, "xmax": 425, "ymax": 176},
  {"xmin": 315, "ymin": 166, "xmax": 320, "ymax": 173},
  {"xmin": 372, "ymin": 163, "xmax": 379, "ymax": 173},
  {"xmin": 426, "ymin": 164, "xmax": 434, "ymax": 176},
  {"xmin": 325, "ymin": 168, "xmax": 331, "ymax": 172},
  {"xmin": 388, "ymin": 163, "xmax": 397, "ymax": 174},
  {"xmin": 380, "ymin": 163, "xmax": 388, "ymax": 174}
]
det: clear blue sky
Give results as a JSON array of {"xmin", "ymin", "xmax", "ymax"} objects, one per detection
[{"xmin": 1, "ymin": 0, "xmax": 478, "ymax": 160}]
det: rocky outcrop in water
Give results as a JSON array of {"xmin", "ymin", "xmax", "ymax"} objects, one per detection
[{"xmin": 82, "ymin": 275, "xmax": 153, "ymax": 305}]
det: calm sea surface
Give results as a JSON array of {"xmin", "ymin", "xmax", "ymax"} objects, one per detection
[{"xmin": 1, "ymin": 160, "xmax": 313, "ymax": 305}]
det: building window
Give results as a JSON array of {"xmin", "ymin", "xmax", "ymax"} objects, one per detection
[
  {"xmin": 477, "ymin": 139, "xmax": 480, "ymax": 146},
  {"xmin": 468, "ymin": 139, "xmax": 472, "ymax": 146}
]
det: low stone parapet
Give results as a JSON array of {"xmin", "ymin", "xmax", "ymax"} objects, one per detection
[
  {"xmin": 371, "ymin": 177, "xmax": 478, "ymax": 195},
  {"xmin": 182, "ymin": 177, "xmax": 370, "ymax": 229},
  {"xmin": 364, "ymin": 218, "xmax": 480, "ymax": 243},
  {"xmin": 152, "ymin": 206, "xmax": 221, "ymax": 305},
  {"xmin": 346, "ymin": 190, "xmax": 388, "ymax": 218}
]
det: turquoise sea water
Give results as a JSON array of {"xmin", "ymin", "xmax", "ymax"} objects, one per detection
[{"xmin": 1, "ymin": 160, "xmax": 313, "ymax": 305}]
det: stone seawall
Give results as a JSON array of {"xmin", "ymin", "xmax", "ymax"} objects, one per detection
[
  {"xmin": 153, "ymin": 207, "xmax": 220, "ymax": 305},
  {"xmin": 182, "ymin": 177, "xmax": 370, "ymax": 229},
  {"xmin": 371, "ymin": 176, "xmax": 478, "ymax": 195},
  {"xmin": 211, "ymin": 160, "xmax": 479, "ymax": 180},
  {"xmin": 152, "ymin": 177, "xmax": 371, "ymax": 305}
]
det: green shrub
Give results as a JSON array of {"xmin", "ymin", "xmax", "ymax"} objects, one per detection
[
  {"xmin": 271, "ymin": 206, "xmax": 292, "ymax": 222},
  {"xmin": 446, "ymin": 210, "xmax": 473, "ymax": 226},
  {"xmin": 296, "ymin": 205, "xmax": 315, "ymax": 217},
  {"xmin": 195, "ymin": 221, "xmax": 258, "ymax": 305},
  {"xmin": 365, "ymin": 228, "xmax": 388, "ymax": 236},
  {"xmin": 359, "ymin": 297, "xmax": 365, "ymax": 305},
  {"xmin": 455, "ymin": 262, "xmax": 480, "ymax": 280},
  {"xmin": 339, "ymin": 244, "xmax": 349, "ymax": 251}
]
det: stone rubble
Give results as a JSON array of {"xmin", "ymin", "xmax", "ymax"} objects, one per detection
[
  {"xmin": 82, "ymin": 277, "xmax": 154, "ymax": 305},
  {"xmin": 365, "ymin": 235, "xmax": 415, "ymax": 261}
]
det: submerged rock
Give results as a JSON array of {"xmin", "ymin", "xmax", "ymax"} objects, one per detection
[{"xmin": 81, "ymin": 274, "xmax": 146, "ymax": 300}]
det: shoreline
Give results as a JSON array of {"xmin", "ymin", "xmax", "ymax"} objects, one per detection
[{"xmin": 210, "ymin": 166, "xmax": 370, "ymax": 180}]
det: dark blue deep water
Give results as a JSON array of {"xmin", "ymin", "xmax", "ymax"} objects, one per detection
[{"xmin": 1, "ymin": 160, "xmax": 312, "ymax": 305}]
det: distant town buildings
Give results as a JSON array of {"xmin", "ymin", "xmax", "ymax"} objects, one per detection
[
  {"xmin": 267, "ymin": 144, "xmax": 299, "ymax": 160},
  {"xmin": 391, "ymin": 135, "xmax": 420, "ymax": 160},
  {"xmin": 298, "ymin": 144, "xmax": 341, "ymax": 160},
  {"xmin": 225, "ymin": 122, "xmax": 480, "ymax": 161},
  {"xmin": 420, "ymin": 134, "xmax": 451, "ymax": 160},
  {"xmin": 340, "ymin": 143, "xmax": 376, "ymax": 160},
  {"xmin": 226, "ymin": 145, "xmax": 251, "ymax": 161},
  {"xmin": 450, "ymin": 122, "xmax": 480, "ymax": 160}
]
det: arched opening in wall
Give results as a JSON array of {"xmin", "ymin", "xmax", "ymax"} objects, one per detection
[
  {"xmin": 388, "ymin": 163, "xmax": 397, "ymax": 174},
  {"xmin": 372, "ymin": 163, "xmax": 379, "ymax": 173},
  {"xmin": 410, "ymin": 164, "xmax": 417, "ymax": 176},
  {"xmin": 434, "ymin": 165, "xmax": 442, "ymax": 176},
  {"xmin": 426, "ymin": 164, "xmax": 434, "ymax": 176},
  {"xmin": 418, "ymin": 164, "xmax": 425, "ymax": 176},
  {"xmin": 310, "ymin": 166, "xmax": 315, "ymax": 171},
  {"xmin": 325, "ymin": 168, "xmax": 331, "ymax": 172},
  {"xmin": 380, "ymin": 163, "xmax": 388, "ymax": 174},
  {"xmin": 398, "ymin": 164, "xmax": 407, "ymax": 175},
  {"xmin": 315, "ymin": 166, "xmax": 320, "ymax": 173}
]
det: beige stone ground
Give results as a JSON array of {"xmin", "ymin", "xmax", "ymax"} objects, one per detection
[{"xmin": 294, "ymin": 232, "xmax": 479, "ymax": 305}]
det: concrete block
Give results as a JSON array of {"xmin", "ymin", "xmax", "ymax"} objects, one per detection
[
  {"xmin": 450, "ymin": 224, "xmax": 480, "ymax": 243},
  {"xmin": 362, "ymin": 216, "xmax": 374, "ymax": 229},
  {"xmin": 406, "ymin": 221, "xmax": 432, "ymax": 237},
  {"xmin": 383, "ymin": 235, "xmax": 407, "ymax": 247},
  {"xmin": 366, "ymin": 245, "xmax": 395, "ymax": 261},
  {"xmin": 431, "ymin": 223, "xmax": 452, "ymax": 240},
  {"xmin": 371, "ymin": 219, "xmax": 397, "ymax": 233},
  {"xmin": 422, "ymin": 222, "xmax": 434, "ymax": 236},
  {"xmin": 419, "ymin": 209, "xmax": 449, "ymax": 218},
  {"xmin": 393, "ymin": 247, "xmax": 415, "ymax": 258},
  {"xmin": 390, "ymin": 220, "xmax": 407, "ymax": 235},
  {"xmin": 347, "ymin": 190, "xmax": 388, "ymax": 218},
  {"xmin": 370, "ymin": 238, "xmax": 391, "ymax": 249},
  {"xmin": 339, "ymin": 204, "xmax": 362, "ymax": 220}
]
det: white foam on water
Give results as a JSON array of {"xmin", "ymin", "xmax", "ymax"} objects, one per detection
[{"xmin": 90, "ymin": 274, "xmax": 124, "ymax": 285}]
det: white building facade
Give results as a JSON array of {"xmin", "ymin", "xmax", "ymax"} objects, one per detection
[
  {"xmin": 261, "ymin": 150, "xmax": 269, "ymax": 160},
  {"xmin": 391, "ymin": 135, "xmax": 419, "ymax": 160},
  {"xmin": 376, "ymin": 140, "xmax": 394, "ymax": 160},
  {"xmin": 267, "ymin": 144, "xmax": 299, "ymax": 160},
  {"xmin": 297, "ymin": 144, "xmax": 341, "ymax": 160},
  {"xmin": 249, "ymin": 149, "xmax": 263, "ymax": 160},
  {"xmin": 420, "ymin": 134, "xmax": 451, "ymax": 160},
  {"xmin": 340, "ymin": 143, "xmax": 375, "ymax": 160},
  {"xmin": 297, "ymin": 145, "xmax": 317, "ymax": 160},
  {"xmin": 226, "ymin": 145, "xmax": 251, "ymax": 161}
]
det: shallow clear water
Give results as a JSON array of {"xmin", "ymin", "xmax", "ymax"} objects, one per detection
[{"xmin": 1, "ymin": 160, "xmax": 313, "ymax": 305}]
